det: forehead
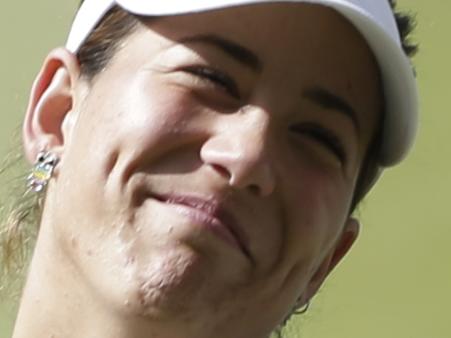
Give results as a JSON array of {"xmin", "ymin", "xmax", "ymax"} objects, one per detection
[
  {"xmin": 144, "ymin": 3, "xmax": 381, "ymax": 82},
  {"xmin": 132, "ymin": 3, "xmax": 382, "ymax": 135}
]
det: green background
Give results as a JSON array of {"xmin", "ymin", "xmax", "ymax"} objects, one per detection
[{"xmin": 0, "ymin": 1, "xmax": 449, "ymax": 337}]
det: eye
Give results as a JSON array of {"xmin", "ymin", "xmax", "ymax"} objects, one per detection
[
  {"xmin": 290, "ymin": 123, "xmax": 347, "ymax": 164},
  {"xmin": 183, "ymin": 66, "xmax": 241, "ymax": 99}
]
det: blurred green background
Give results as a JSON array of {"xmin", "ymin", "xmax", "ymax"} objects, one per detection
[{"xmin": 0, "ymin": 1, "xmax": 449, "ymax": 337}]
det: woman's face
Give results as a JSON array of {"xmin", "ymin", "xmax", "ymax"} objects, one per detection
[{"xmin": 34, "ymin": 3, "xmax": 381, "ymax": 337}]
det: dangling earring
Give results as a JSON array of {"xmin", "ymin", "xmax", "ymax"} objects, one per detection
[
  {"xmin": 27, "ymin": 150, "xmax": 59, "ymax": 193},
  {"xmin": 278, "ymin": 298, "xmax": 311, "ymax": 330},
  {"xmin": 293, "ymin": 300, "xmax": 310, "ymax": 315}
]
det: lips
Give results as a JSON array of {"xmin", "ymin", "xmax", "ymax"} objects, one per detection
[{"xmin": 150, "ymin": 193, "xmax": 252, "ymax": 261}]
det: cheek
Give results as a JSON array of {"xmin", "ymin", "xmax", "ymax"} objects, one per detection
[
  {"xmin": 47, "ymin": 74, "xmax": 217, "ymax": 310},
  {"xmin": 280, "ymin": 165, "xmax": 353, "ymax": 264},
  {"xmin": 52, "ymin": 75, "xmax": 192, "ymax": 241},
  {"xmin": 64, "ymin": 74, "xmax": 205, "ymax": 198},
  {"xmin": 96, "ymin": 74, "xmax": 209, "ymax": 165}
]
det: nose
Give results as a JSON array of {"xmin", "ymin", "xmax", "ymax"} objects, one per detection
[{"xmin": 200, "ymin": 114, "xmax": 276, "ymax": 197}]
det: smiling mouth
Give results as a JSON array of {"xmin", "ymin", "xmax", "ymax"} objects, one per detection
[{"xmin": 150, "ymin": 193, "xmax": 252, "ymax": 261}]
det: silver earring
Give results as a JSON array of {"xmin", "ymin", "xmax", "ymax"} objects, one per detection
[
  {"xmin": 278, "ymin": 298, "xmax": 311, "ymax": 330},
  {"xmin": 293, "ymin": 300, "xmax": 310, "ymax": 315},
  {"xmin": 27, "ymin": 151, "xmax": 59, "ymax": 193}
]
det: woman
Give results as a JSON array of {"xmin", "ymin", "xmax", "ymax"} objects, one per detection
[{"xmin": 1, "ymin": 0, "xmax": 418, "ymax": 337}]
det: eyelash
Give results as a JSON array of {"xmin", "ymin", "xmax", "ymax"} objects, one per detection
[
  {"xmin": 183, "ymin": 66, "xmax": 241, "ymax": 99},
  {"xmin": 290, "ymin": 123, "xmax": 347, "ymax": 163}
]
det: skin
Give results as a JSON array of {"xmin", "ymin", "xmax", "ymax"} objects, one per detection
[{"xmin": 15, "ymin": 3, "xmax": 382, "ymax": 338}]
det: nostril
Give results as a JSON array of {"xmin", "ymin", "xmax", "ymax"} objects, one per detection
[
  {"xmin": 210, "ymin": 164, "xmax": 231, "ymax": 180},
  {"xmin": 247, "ymin": 184, "xmax": 261, "ymax": 196}
]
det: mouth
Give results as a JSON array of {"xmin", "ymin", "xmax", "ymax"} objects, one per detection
[{"xmin": 150, "ymin": 193, "xmax": 252, "ymax": 261}]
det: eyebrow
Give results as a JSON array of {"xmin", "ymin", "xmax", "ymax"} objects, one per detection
[
  {"xmin": 302, "ymin": 87, "xmax": 361, "ymax": 135},
  {"xmin": 178, "ymin": 34, "xmax": 263, "ymax": 73}
]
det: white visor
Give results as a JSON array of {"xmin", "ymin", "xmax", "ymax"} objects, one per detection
[{"xmin": 66, "ymin": 0, "xmax": 418, "ymax": 167}]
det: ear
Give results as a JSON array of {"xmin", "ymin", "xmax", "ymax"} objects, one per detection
[
  {"xmin": 22, "ymin": 48, "xmax": 81, "ymax": 164},
  {"xmin": 301, "ymin": 217, "xmax": 360, "ymax": 304}
]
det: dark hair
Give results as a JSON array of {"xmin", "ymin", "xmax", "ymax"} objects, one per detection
[
  {"xmin": 77, "ymin": 6, "xmax": 140, "ymax": 77},
  {"xmin": 351, "ymin": 0, "xmax": 417, "ymax": 209},
  {"xmin": 389, "ymin": 0, "xmax": 418, "ymax": 58}
]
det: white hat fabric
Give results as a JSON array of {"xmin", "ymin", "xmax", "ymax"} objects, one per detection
[{"xmin": 66, "ymin": 0, "xmax": 418, "ymax": 167}]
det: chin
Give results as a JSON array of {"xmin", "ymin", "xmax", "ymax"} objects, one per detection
[{"xmin": 114, "ymin": 243, "xmax": 214, "ymax": 318}]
